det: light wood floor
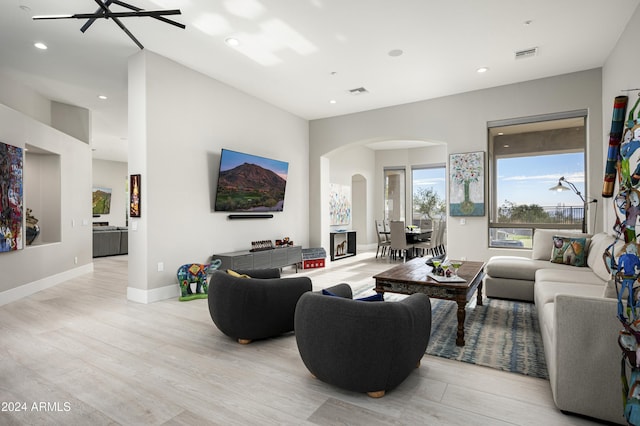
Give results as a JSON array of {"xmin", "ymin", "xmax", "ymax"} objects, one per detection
[{"xmin": 0, "ymin": 251, "xmax": 605, "ymax": 425}]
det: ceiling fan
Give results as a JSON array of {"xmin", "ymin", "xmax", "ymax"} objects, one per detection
[{"xmin": 33, "ymin": 0, "xmax": 185, "ymax": 50}]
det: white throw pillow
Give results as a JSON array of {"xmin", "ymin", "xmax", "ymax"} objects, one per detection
[{"xmin": 588, "ymin": 233, "xmax": 619, "ymax": 281}]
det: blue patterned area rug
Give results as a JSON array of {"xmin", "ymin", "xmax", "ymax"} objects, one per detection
[
  {"xmin": 426, "ymin": 297, "xmax": 549, "ymax": 380},
  {"xmin": 351, "ymin": 284, "xmax": 548, "ymax": 379}
]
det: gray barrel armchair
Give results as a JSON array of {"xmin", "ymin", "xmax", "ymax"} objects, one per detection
[
  {"xmin": 208, "ymin": 268, "xmax": 312, "ymax": 344},
  {"xmin": 294, "ymin": 283, "xmax": 432, "ymax": 397}
]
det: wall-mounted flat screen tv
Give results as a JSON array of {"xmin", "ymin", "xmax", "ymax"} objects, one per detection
[
  {"xmin": 214, "ymin": 149, "xmax": 289, "ymax": 212},
  {"xmin": 92, "ymin": 186, "xmax": 112, "ymax": 215}
]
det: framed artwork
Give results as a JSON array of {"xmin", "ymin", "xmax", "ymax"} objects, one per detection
[
  {"xmin": 449, "ymin": 151, "xmax": 485, "ymax": 216},
  {"xmin": 130, "ymin": 174, "xmax": 141, "ymax": 218},
  {"xmin": 329, "ymin": 183, "xmax": 351, "ymax": 225},
  {"xmin": 0, "ymin": 141, "xmax": 24, "ymax": 252}
]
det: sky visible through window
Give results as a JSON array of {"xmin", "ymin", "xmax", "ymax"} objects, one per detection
[
  {"xmin": 412, "ymin": 152, "xmax": 586, "ymax": 210},
  {"xmin": 497, "ymin": 152, "xmax": 585, "ymax": 208},
  {"xmin": 413, "ymin": 167, "xmax": 446, "ymax": 199}
]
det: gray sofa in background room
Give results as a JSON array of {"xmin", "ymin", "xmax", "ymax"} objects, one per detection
[{"xmin": 92, "ymin": 226, "xmax": 128, "ymax": 257}]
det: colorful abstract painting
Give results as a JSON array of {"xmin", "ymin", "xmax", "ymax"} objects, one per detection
[
  {"xmin": 329, "ymin": 183, "xmax": 351, "ymax": 225},
  {"xmin": 0, "ymin": 141, "xmax": 23, "ymax": 252}
]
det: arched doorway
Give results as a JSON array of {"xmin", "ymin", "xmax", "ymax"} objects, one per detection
[{"xmin": 351, "ymin": 174, "xmax": 367, "ymax": 250}]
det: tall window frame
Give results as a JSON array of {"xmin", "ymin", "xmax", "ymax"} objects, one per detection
[
  {"xmin": 384, "ymin": 167, "xmax": 405, "ymax": 221},
  {"xmin": 488, "ymin": 110, "xmax": 587, "ymax": 249},
  {"xmin": 411, "ymin": 164, "xmax": 446, "ymax": 226}
]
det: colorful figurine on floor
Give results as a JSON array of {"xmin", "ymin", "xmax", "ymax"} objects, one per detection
[{"xmin": 177, "ymin": 259, "xmax": 221, "ymax": 301}]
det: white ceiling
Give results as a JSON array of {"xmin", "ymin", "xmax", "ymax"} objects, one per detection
[{"xmin": 1, "ymin": 0, "xmax": 638, "ymax": 163}]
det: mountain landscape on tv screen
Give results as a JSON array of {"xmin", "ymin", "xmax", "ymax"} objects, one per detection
[
  {"xmin": 92, "ymin": 189, "xmax": 112, "ymax": 215},
  {"xmin": 215, "ymin": 162, "xmax": 287, "ymax": 211}
]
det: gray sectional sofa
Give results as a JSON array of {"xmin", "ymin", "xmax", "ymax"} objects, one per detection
[
  {"xmin": 484, "ymin": 229, "xmax": 624, "ymax": 425},
  {"xmin": 93, "ymin": 226, "xmax": 128, "ymax": 257}
]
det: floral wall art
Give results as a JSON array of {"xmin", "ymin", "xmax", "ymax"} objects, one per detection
[
  {"xmin": 0, "ymin": 141, "xmax": 23, "ymax": 252},
  {"xmin": 449, "ymin": 151, "xmax": 485, "ymax": 216},
  {"xmin": 329, "ymin": 183, "xmax": 351, "ymax": 226}
]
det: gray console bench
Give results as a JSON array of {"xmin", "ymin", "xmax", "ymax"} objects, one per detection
[{"xmin": 212, "ymin": 245, "xmax": 302, "ymax": 272}]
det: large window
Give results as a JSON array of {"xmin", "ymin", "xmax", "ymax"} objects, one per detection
[
  {"xmin": 412, "ymin": 165, "xmax": 446, "ymax": 226},
  {"xmin": 384, "ymin": 168, "xmax": 405, "ymax": 221},
  {"xmin": 488, "ymin": 112, "xmax": 587, "ymax": 249}
]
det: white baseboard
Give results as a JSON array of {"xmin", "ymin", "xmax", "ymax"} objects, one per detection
[
  {"xmin": 0, "ymin": 263, "xmax": 95, "ymax": 307},
  {"xmin": 127, "ymin": 284, "xmax": 180, "ymax": 304}
]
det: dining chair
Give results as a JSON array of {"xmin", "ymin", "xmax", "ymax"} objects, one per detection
[
  {"xmin": 375, "ymin": 220, "xmax": 390, "ymax": 258},
  {"xmin": 389, "ymin": 221, "xmax": 413, "ymax": 260},
  {"xmin": 414, "ymin": 219, "xmax": 440, "ymax": 257},
  {"xmin": 419, "ymin": 218, "xmax": 433, "ymax": 232},
  {"xmin": 436, "ymin": 220, "xmax": 447, "ymax": 256},
  {"xmin": 426, "ymin": 219, "xmax": 446, "ymax": 257}
]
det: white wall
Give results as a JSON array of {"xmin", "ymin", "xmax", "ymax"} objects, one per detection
[
  {"xmin": 0, "ymin": 103, "xmax": 93, "ymax": 303},
  {"xmin": 25, "ymin": 152, "xmax": 62, "ymax": 244},
  {"xmin": 0, "ymin": 72, "xmax": 51, "ymax": 126},
  {"xmin": 327, "ymin": 145, "xmax": 376, "ymax": 246},
  {"xmin": 310, "ymin": 68, "xmax": 603, "ymax": 262},
  {"xmin": 602, "ymin": 5, "xmax": 640, "ymax": 233},
  {"xmin": 52, "ymin": 101, "xmax": 91, "ymax": 144},
  {"xmin": 127, "ymin": 51, "xmax": 309, "ymax": 302},
  {"xmin": 92, "ymin": 159, "xmax": 128, "ymax": 227}
]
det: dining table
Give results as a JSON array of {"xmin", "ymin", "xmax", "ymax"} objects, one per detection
[
  {"xmin": 381, "ymin": 228, "xmax": 432, "ymax": 258},
  {"xmin": 405, "ymin": 229, "xmax": 432, "ymax": 244}
]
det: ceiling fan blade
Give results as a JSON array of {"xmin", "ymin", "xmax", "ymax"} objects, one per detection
[
  {"xmin": 80, "ymin": 0, "xmax": 113, "ymax": 33},
  {"xmin": 33, "ymin": 15, "xmax": 76, "ymax": 20},
  {"xmin": 34, "ymin": 10, "xmax": 183, "ymax": 20},
  {"xmin": 90, "ymin": 0, "xmax": 143, "ymax": 49},
  {"xmin": 110, "ymin": 0, "xmax": 185, "ymax": 29},
  {"xmin": 110, "ymin": 16, "xmax": 144, "ymax": 49},
  {"xmin": 32, "ymin": 0, "xmax": 184, "ymax": 49}
]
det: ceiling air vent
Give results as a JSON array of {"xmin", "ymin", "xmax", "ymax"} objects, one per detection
[
  {"xmin": 348, "ymin": 87, "xmax": 369, "ymax": 95},
  {"xmin": 515, "ymin": 47, "xmax": 538, "ymax": 59}
]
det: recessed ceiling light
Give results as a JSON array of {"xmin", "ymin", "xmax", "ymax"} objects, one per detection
[
  {"xmin": 503, "ymin": 144, "xmax": 510, "ymax": 148},
  {"xmin": 388, "ymin": 49, "xmax": 403, "ymax": 57},
  {"xmin": 34, "ymin": 42, "xmax": 47, "ymax": 50},
  {"xmin": 329, "ymin": 100, "xmax": 337, "ymax": 104},
  {"xmin": 476, "ymin": 67, "xmax": 489, "ymax": 73},
  {"xmin": 98, "ymin": 95, "xmax": 108, "ymax": 100},
  {"xmin": 225, "ymin": 37, "xmax": 240, "ymax": 47},
  {"xmin": 498, "ymin": 132, "xmax": 504, "ymax": 136}
]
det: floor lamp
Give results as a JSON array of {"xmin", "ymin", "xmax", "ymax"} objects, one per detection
[{"xmin": 549, "ymin": 176, "xmax": 597, "ymax": 233}]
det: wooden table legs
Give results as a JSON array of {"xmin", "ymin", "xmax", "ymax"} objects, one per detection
[{"xmin": 456, "ymin": 282, "xmax": 483, "ymax": 346}]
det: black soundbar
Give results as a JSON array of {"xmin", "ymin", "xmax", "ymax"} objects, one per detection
[{"xmin": 228, "ymin": 214, "xmax": 274, "ymax": 219}]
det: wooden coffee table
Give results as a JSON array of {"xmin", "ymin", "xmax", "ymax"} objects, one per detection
[{"xmin": 373, "ymin": 257, "xmax": 485, "ymax": 346}]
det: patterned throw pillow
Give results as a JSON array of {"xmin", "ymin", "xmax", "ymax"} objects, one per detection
[{"xmin": 550, "ymin": 236, "xmax": 588, "ymax": 267}]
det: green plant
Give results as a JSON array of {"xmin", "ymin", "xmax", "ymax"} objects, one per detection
[{"xmin": 413, "ymin": 187, "xmax": 445, "ymax": 219}]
